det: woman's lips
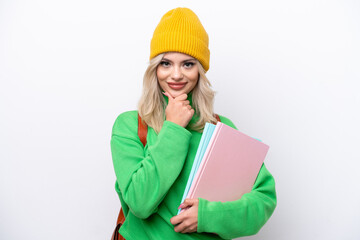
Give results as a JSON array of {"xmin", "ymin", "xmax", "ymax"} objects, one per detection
[{"xmin": 168, "ymin": 82, "xmax": 187, "ymax": 90}]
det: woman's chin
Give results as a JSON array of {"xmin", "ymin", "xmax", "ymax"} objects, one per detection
[{"xmin": 167, "ymin": 90, "xmax": 189, "ymax": 98}]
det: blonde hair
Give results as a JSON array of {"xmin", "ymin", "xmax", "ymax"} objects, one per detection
[{"xmin": 138, "ymin": 53, "xmax": 217, "ymax": 133}]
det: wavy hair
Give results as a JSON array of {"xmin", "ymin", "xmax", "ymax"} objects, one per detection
[{"xmin": 138, "ymin": 53, "xmax": 217, "ymax": 133}]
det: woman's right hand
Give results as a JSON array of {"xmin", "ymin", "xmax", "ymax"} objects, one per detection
[{"xmin": 163, "ymin": 92, "xmax": 194, "ymax": 128}]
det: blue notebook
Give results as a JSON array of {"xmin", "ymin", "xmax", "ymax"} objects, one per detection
[{"xmin": 177, "ymin": 123, "xmax": 216, "ymax": 214}]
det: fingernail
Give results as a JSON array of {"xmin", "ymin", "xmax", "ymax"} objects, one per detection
[{"xmin": 178, "ymin": 203, "xmax": 185, "ymax": 209}]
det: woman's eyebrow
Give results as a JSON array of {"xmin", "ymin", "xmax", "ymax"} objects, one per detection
[
  {"xmin": 183, "ymin": 59, "xmax": 196, "ymax": 62},
  {"xmin": 162, "ymin": 58, "xmax": 196, "ymax": 63}
]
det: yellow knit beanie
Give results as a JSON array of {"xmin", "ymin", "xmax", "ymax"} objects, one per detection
[{"xmin": 150, "ymin": 7, "xmax": 210, "ymax": 71}]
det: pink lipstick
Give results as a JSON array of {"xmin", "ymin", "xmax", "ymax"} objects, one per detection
[{"xmin": 168, "ymin": 82, "xmax": 187, "ymax": 90}]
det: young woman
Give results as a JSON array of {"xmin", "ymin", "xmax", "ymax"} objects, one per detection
[{"xmin": 111, "ymin": 7, "xmax": 276, "ymax": 239}]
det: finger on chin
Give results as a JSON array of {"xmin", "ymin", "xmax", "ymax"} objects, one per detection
[
  {"xmin": 175, "ymin": 93, "xmax": 188, "ymax": 101},
  {"xmin": 163, "ymin": 91, "xmax": 174, "ymax": 100}
]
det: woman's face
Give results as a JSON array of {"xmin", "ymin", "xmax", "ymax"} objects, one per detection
[{"xmin": 157, "ymin": 52, "xmax": 199, "ymax": 98}]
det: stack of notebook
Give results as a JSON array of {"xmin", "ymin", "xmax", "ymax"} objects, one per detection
[{"xmin": 178, "ymin": 122, "xmax": 269, "ymax": 214}]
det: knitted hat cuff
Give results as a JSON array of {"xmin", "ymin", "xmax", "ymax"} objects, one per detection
[{"xmin": 150, "ymin": 32, "xmax": 210, "ymax": 71}]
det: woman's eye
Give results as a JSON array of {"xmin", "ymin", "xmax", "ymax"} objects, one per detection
[
  {"xmin": 184, "ymin": 62, "xmax": 195, "ymax": 68},
  {"xmin": 160, "ymin": 61, "xmax": 170, "ymax": 67}
]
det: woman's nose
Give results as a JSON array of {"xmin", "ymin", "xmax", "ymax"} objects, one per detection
[{"xmin": 171, "ymin": 66, "xmax": 183, "ymax": 81}]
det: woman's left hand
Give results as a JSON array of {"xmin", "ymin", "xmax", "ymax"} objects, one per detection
[{"xmin": 170, "ymin": 198, "xmax": 199, "ymax": 233}]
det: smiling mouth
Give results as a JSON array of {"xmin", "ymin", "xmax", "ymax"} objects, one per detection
[{"xmin": 168, "ymin": 82, "xmax": 187, "ymax": 90}]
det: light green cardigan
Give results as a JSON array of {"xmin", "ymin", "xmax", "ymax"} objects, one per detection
[{"xmin": 111, "ymin": 110, "xmax": 276, "ymax": 239}]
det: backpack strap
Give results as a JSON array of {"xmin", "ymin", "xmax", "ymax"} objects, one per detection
[
  {"xmin": 215, "ymin": 114, "xmax": 221, "ymax": 123},
  {"xmin": 138, "ymin": 114, "xmax": 148, "ymax": 147},
  {"xmin": 112, "ymin": 113, "xmax": 148, "ymax": 240},
  {"xmin": 112, "ymin": 212, "xmax": 125, "ymax": 240}
]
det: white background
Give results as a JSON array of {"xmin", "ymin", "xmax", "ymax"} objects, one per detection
[{"xmin": 1, "ymin": 0, "xmax": 359, "ymax": 239}]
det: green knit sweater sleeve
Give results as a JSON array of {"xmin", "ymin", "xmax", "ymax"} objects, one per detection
[
  {"xmin": 110, "ymin": 111, "xmax": 192, "ymax": 219},
  {"xmin": 197, "ymin": 115, "xmax": 277, "ymax": 239}
]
